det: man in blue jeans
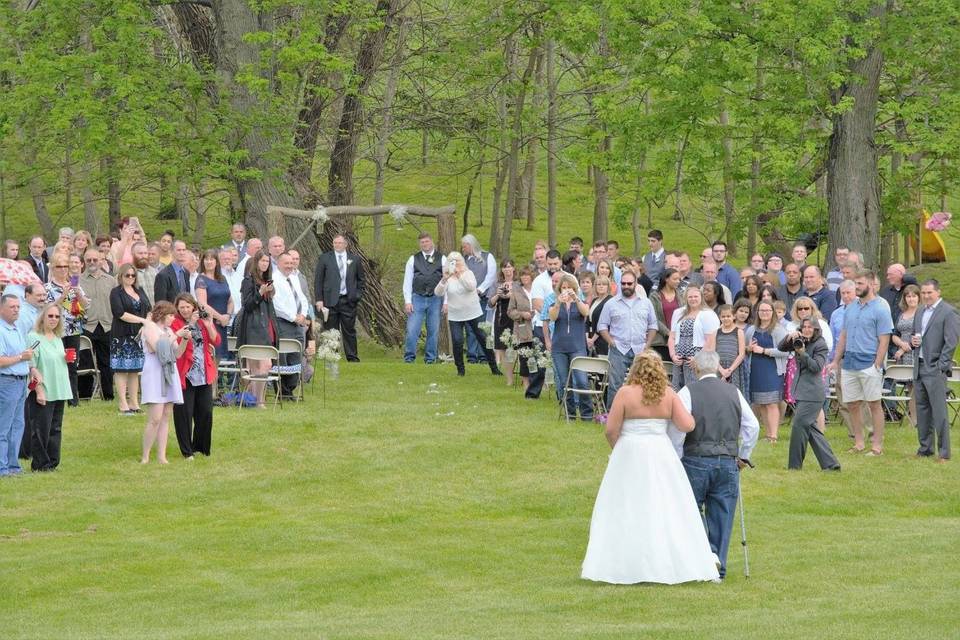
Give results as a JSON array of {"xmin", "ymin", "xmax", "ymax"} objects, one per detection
[
  {"xmin": 402, "ymin": 233, "xmax": 447, "ymax": 363},
  {"xmin": 0, "ymin": 295, "xmax": 40, "ymax": 477},
  {"xmin": 673, "ymin": 350, "xmax": 759, "ymax": 580}
]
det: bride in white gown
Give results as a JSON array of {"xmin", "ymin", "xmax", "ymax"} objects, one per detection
[{"xmin": 582, "ymin": 351, "xmax": 720, "ymax": 584}]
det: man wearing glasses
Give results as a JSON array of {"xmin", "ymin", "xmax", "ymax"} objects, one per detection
[
  {"xmin": 597, "ymin": 270, "xmax": 659, "ymax": 403},
  {"xmin": 79, "ymin": 250, "xmax": 117, "ymax": 401},
  {"xmin": 711, "ymin": 241, "xmax": 742, "ymax": 298}
]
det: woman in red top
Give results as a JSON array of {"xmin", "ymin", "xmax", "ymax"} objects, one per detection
[{"xmin": 171, "ymin": 294, "xmax": 221, "ymax": 458}]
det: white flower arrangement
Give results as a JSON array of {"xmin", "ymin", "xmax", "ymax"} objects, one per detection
[
  {"xmin": 312, "ymin": 205, "xmax": 329, "ymax": 230},
  {"xmin": 389, "ymin": 204, "xmax": 408, "ymax": 230},
  {"xmin": 317, "ymin": 328, "xmax": 342, "ymax": 362}
]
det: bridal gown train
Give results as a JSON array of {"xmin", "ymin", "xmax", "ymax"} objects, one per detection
[{"xmin": 581, "ymin": 418, "xmax": 720, "ymax": 584}]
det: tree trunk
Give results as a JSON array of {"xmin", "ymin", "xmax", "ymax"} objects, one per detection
[
  {"xmin": 290, "ymin": 13, "xmax": 351, "ymax": 188},
  {"xmin": 462, "ymin": 158, "xmax": 484, "ymax": 237},
  {"xmin": 192, "ymin": 180, "xmax": 208, "ymax": 248},
  {"xmin": 176, "ymin": 180, "xmax": 191, "ymax": 240},
  {"xmin": 826, "ymin": 9, "xmax": 886, "ymax": 270},
  {"xmin": 545, "ymin": 39, "xmax": 557, "ymax": 250},
  {"xmin": 103, "ymin": 156, "xmax": 121, "ymax": 231},
  {"xmin": 525, "ymin": 49, "xmax": 544, "ymax": 230},
  {"xmin": 500, "ymin": 44, "xmax": 540, "ymax": 259},
  {"xmin": 720, "ymin": 107, "xmax": 736, "ymax": 255},
  {"xmin": 64, "ymin": 146, "xmax": 72, "ymax": 213},
  {"xmin": 372, "ymin": 18, "xmax": 409, "ymax": 245},
  {"xmin": 327, "ymin": 0, "xmax": 402, "ymax": 208},
  {"xmin": 23, "ymin": 144, "xmax": 54, "ymax": 240}
]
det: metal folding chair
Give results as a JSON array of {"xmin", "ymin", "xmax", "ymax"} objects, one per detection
[
  {"xmin": 237, "ymin": 344, "xmax": 282, "ymax": 409},
  {"xmin": 882, "ymin": 364, "xmax": 914, "ymax": 426},
  {"xmin": 75, "ymin": 335, "xmax": 103, "ymax": 401},
  {"xmin": 559, "ymin": 356, "xmax": 611, "ymax": 421},
  {"xmin": 276, "ymin": 338, "xmax": 305, "ymax": 402},
  {"xmin": 947, "ymin": 367, "xmax": 960, "ymax": 427}
]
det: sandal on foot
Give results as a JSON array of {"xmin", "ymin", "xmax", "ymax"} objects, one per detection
[
  {"xmin": 865, "ymin": 449, "xmax": 883, "ymax": 457},
  {"xmin": 846, "ymin": 447, "xmax": 865, "ymax": 454}
]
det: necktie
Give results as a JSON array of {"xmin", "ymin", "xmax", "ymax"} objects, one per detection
[
  {"xmin": 338, "ymin": 254, "xmax": 346, "ymax": 280},
  {"xmin": 178, "ymin": 267, "xmax": 187, "ymax": 293},
  {"xmin": 287, "ymin": 277, "xmax": 302, "ymax": 315}
]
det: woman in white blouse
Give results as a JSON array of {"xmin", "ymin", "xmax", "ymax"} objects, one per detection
[
  {"xmin": 667, "ymin": 285, "xmax": 720, "ymax": 390},
  {"xmin": 435, "ymin": 252, "xmax": 502, "ymax": 377}
]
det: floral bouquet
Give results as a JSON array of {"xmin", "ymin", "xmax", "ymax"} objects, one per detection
[
  {"xmin": 500, "ymin": 329, "xmax": 517, "ymax": 362},
  {"xmin": 926, "ymin": 211, "xmax": 952, "ymax": 232},
  {"xmin": 478, "ymin": 321, "xmax": 495, "ymax": 350}
]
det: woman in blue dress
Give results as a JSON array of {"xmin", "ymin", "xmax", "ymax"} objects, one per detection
[
  {"xmin": 195, "ymin": 249, "xmax": 234, "ymax": 361},
  {"xmin": 748, "ymin": 301, "xmax": 789, "ymax": 443}
]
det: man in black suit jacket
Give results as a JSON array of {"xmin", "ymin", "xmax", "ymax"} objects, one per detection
[
  {"xmin": 153, "ymin": 240, "xmax": 191, "ymax": 303},
  {"xmin": 27, "ymin": 236, "xmax": 48, "ymax": 282},
  {"xmin": 315, "ymin": 234, "xmax": 365, "ymax": 362},
  {"xmin": 911, "ymin": 279, "xmax": 960, "ymax": 462}
]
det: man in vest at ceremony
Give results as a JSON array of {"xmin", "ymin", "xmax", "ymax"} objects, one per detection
[
  {"xmin": 402, "ymin": 233, "xmax": 447, "ymax": 364},
  {"xmin": 460, "ymin": 234, "xmax": 497, "ymax": 364},
  {"xmin": 672, "ymin": 350, "xmax": 759, "ymax": 581}
]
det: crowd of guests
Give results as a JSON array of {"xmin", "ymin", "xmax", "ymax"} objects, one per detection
[
  {"xmin": 1, "ymin": 220, "xmax": 955, "ymax": 476},
  {"xmin": 0, "ymin": 220, "xmax": 364, "ymax": 474},
  {"xmin": 403, "ymin": 230, "xmax": 958, "ymax": 466}
]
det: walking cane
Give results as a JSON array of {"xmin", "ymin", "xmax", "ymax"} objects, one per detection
[{"xmin": 738, "ymin": 483, "xmax": 750, "ymax": 578}]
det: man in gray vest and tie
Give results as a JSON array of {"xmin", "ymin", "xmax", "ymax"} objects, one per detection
[
  {"xmin": 460, "ymin": 234, "xmax": 497, "ymax": 364},
  {"xmin": 673, "ymin": 350, "xmax": 759, "ymax": 580}
]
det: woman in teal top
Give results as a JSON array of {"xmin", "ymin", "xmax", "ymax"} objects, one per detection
[{"xmin": 28, "ymin": 303, "xmax": 73, "ymax": 471}]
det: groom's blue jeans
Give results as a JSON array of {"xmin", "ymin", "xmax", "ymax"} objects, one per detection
[{"xmin": 682, "ymin": 455, "xmax": 739, "ymax": 579}]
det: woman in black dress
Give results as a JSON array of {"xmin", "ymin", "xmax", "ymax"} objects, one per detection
[
  {"xmin": 487, "ymin": 259, "xmax": 517, "ymax": 386},
  {"xmin": 236, "ymin": 251, "xmax": 279, "ymax": 408},
  {"xmin": 587, "ymin": 275, "xmax": 613, "ymax": 357},
  {"xmin": 110, "ymin": 263, "xmax": 152, "ymax": 415}
]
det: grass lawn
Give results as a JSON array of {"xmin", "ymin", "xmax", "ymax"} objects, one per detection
[{"xmin": 3, "ymin": 353, "xmax": 959, "ymax": 639}]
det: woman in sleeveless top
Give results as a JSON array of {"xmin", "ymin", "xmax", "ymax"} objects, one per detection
[
  {"xmin": 582, "ymin": 351, "xmax": 720, "ymax": 584},
  {"xmin": 891, "ymin": 284, "xmax": 921, "ymax": 427}
]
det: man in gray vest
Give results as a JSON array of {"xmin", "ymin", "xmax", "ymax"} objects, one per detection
[
  {"xmin": 674, "ymin": 350, "xmax": 759, "ymax": 580},
  {"xmin": 402, "ymin": 233, "xmax": 447, "ymax": 364},
  {"xmin": 460, "ymin": 234, "xmax": 497, "ymax": 364}
]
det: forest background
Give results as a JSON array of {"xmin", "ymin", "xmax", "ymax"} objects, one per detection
[{"xmin": 2, "ymin": 0, "xmax": 960, "ymax": 344}]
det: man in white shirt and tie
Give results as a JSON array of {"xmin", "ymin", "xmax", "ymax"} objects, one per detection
[
  {"xmin": 315, "ymin": 235, "xmax": 365, "ymax": 362},
  {"xmin": 402, "ymin": 233, "xmax": 446, "ymax": 364},
  {"xmin": 273, "ymin": 252, "xmax": 311, "ymax": 398},
  {"xmin": 222, "ymin": 223, "xmax": 247, "ymax": 256}
]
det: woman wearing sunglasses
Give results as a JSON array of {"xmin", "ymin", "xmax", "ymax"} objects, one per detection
[{"xmin": 26, "ymin": 303, "xmax": 72, "ymax": 471}]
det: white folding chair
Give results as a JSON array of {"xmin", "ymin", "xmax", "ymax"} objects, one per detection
[
  {"xmin": 559, "ymin": 356, "xmax": 611, "ymax": 421},
  {"xmin": 276, "ymin": 338, "xmax": 305, "ymax": 402},
  {"xmin": 882, "ymin": 364, "xmax": 914, "ymax": 426},
  {"xmin": 237, "ymin": 345, "xmax": 282, "ymax": 409},
  {"xmin": 947, "ymin": 367, "xmax": 960, "ymax": 428},
  {"xmin": 217, "ymin": 336, "xmax": 242, "ymax": 396},
  {"xmin": 75, "ymin": 335, "xmax": 103, "ymax": 401}
]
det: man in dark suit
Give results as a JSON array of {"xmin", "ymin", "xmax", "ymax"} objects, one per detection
[
  {"xmin": 221, "ymin": 223, "xmax": 247, "ymax": 257},
  {"xmin": 27, "ymin": 236, "xmax": 48, "ymax": 283},
  {"xmin": 315, "ymin": 234, "xmax": 365, "ymax": 362},
  {"xmin": 911, "ymin": 279, "xmax": 960, "ymax": 462},
  {"xmin": 153, "ymin": 240, "xmax": 191, "ymax": 303}
]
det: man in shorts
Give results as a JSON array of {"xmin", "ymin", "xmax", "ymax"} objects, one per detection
[{"xmin": 829, "ymin": 271, "xmax": 893, "ymax": 456}]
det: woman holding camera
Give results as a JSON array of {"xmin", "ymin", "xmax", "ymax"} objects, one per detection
[
  {"xmin": 45, "ymin": 256, "xmax": 89, "ymax": 406},
  {"xmin": 435, "ymin": 252, "xmax": 501, "ymax": 377},
  {"xmin": 171, "ymin": 294, "xmax": 221, "ymax": 458},
  {"xmin": 548, "ymin": 273, "xmax": 592, "ymax": 420},
  {"xmin": 778, "ymin": 318, "xmax": 840, "ymax": 470},
  {"xmin": 488, "ymin": 259, "xmax": 517, "ymax": 385}
]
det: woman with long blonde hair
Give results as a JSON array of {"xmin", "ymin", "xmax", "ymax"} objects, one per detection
[{"xmin": 581, "ymin": 350, "xmax": 720, "ymax": 585}]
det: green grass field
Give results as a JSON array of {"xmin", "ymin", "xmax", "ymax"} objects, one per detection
[{"xmin": 3, "ymin": 356, "xmax": 959, "ymax": 639}]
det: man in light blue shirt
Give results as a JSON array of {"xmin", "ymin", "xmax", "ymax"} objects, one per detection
[
  {"xmin": 0, "ymin": 295, "xmax": 39, "ymax": 476},
  {"xmin": 597, "ymin": 270, "xmax": 658, "ymax": 404},
  {"xmin": 830, "ymin": 271, "xmax": 893, "ymax": 455}
]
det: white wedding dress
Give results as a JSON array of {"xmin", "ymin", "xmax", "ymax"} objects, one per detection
[{"xmin": 581, "ymin": 418, "xmax": 720, "ymax": 584}]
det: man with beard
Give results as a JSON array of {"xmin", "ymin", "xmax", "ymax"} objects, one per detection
[
  {"xmin": 829, "ymin": 271, "xmax": 893, "ymax": 456},
  {"xmin": 78, "ymin": 250, "xmax": 116, "ymax": 402},
  {"xmin": 132, "ymin": 241, "xmax": 157, "ymax": 305}
]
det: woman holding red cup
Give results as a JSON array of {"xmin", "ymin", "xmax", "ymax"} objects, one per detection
[{"xmin": 27, "ymin": 303, "xmax": 72, "ymax": 471}]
